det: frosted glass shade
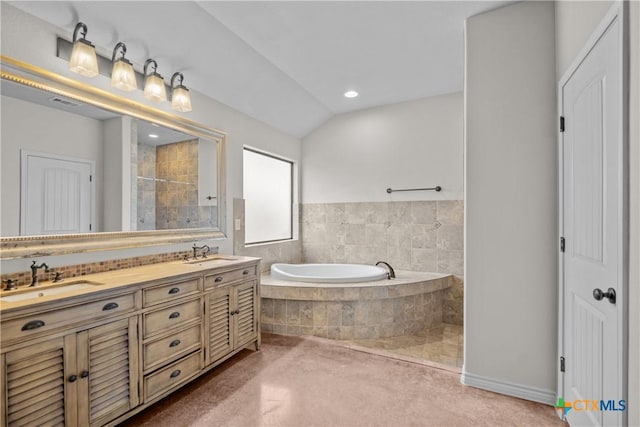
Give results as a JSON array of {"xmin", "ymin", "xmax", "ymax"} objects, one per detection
[
  {"xmin": 144, "ymin": 74, "xmax": 167, "ymax": 102},
  {"xmin": 69, "ymin": 40, "xmax": 99, "ymax": 77},
  {"xmin": 171, "ymin": 86, "xmax": 192, "ymax": 112},
  {"xmin": 111, "ymin": 59, "xmax": 137, "ymax": 91}
]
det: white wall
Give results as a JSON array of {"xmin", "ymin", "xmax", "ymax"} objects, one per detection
[
  {"xmin": 629, "ymin": 3, "xmax": 640, "ymax": 424},
  {"xmin": 0, "ymin": 3, "xmax": 301, "ymax": 273},
  {"xmin": 463, "ymin": 1, "xmax": 557, "ymax": 403},
  {"xmin": 102, "ymin": 116, "xmax": 133, "ymax": 232},
  {"xmin": 302, "ymin": 93, "xmax": 463, "ymax": 204},
  {"xmin": 556, "ymin": 2, "xmax": 639, "ymax": 422},
  {"xmin": 555, "ymin": 0, "xmax": 614, "ymax": 79},
  {"xmin": 0, "ymin": 95, "xmax": 104, "ymax": 236}
]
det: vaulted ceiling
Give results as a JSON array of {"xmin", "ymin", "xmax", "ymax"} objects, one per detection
[{"xmin": 9, "ymin": 1, "xmax": 510, "ymax": 138}]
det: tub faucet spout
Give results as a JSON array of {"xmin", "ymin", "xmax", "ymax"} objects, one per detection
[{"xmin": 375, "ymin": 261, "xmax": 395, "ymax": 279}]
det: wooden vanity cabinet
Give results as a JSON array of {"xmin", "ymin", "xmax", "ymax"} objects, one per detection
[
  {"xmin": 1, "ymin": 258, "xmax": 260, "ymax": 427},
  {"xmin": 1, "ymin": 316, "xmax": 138, "ymax": 427},
  {"xmin": 205, "ymin": 272, "xmax": 259, "ymax": 366},
  {"xmin": 141, "ymin": 280, "xmax": 204, "ymax": 403}
]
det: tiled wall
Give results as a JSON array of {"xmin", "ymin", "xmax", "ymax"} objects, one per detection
[
  {"xmin": 155, "ymin": 139, "xmax": 217, "ymax": 230},
  {"xmin": 261, "ymin": 275, "xmax": 449, "ymax": 339},
  {"xmin": 301, "ymin": 200, "xmax": 463, "ymax": 325}
]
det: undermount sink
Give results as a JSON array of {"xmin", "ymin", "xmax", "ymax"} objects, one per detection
[
  {"xmin": 184, "ymin": 256, "xmax": 236, "ymax": 265},
  {"xmin": 0, "ymin": 281, "xmax": 103, "ymax": 303}
]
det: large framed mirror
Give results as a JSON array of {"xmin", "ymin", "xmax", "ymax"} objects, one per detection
[{"xmin": 1, "ymin": 56, "xmax": 227, "ymax": 259}]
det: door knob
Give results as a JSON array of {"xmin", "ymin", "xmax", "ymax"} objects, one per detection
[{"xmin": 593, "ymin": 287, "xmax": 616, "ymax": 304}]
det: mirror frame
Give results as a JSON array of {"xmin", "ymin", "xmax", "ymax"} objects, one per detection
[{"xmin": 0, "ymin": 55, "xmax": 227, "ymax": 259}]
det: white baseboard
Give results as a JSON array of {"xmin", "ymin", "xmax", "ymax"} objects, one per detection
[{"xmin": 461, "ymin": 370, "xmax": 557, "ymax": 405}]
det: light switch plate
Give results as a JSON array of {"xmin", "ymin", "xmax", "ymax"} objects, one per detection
[{"xmin": 235, "ymin": 218, "xmax": 241, "ymax": 231}]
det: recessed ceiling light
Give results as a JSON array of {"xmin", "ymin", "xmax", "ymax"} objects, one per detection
[
  {"xmin": 344, "ymin": 90, "xmax": 358, "ymax": 98},
  {"xmin": 149, "ymin": 134, "xmax": 159, "ymax": 138}
]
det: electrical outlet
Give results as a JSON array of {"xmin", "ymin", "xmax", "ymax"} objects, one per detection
[{"xmin": 235, "ymin": 218, "xmax": 242, "ymax": 231}]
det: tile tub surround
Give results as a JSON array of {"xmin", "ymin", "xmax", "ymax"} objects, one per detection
[
  {"xmin": 261, "ymin": 271, "xmax": 451, "ymax": 340},
  {"xmin": 0, "ymin": 249, "xmax": 207, "ymax": 290},
  {"xmin": 301, "ymin": 200, "xmax": 464, "ymax": 325}
]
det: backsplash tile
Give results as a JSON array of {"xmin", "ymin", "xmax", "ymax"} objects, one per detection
[{"xmin": 0, "ymin": 249, "xmax": 199, "ymax": 290}]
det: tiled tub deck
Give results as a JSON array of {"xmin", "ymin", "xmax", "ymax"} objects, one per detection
[{"xmin": 260, "ymin": 271, "xmax": 451, "ymax": 340}]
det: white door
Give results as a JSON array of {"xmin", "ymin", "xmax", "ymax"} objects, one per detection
[
  {"xmin": 21, "ymin": 151, "xmax": 94, "ymax": 235},
  {"xmin": 560, "ymin": 7, "xmax": 626, "ymax": 427}
]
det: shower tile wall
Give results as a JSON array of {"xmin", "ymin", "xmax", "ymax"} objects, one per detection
[
  {"xmin": 301, "ymin": 201, "xmax": 463, "ymax": 325},
  {"xmin": 155, "ymin": 140, "xmax": 216, "ymax": 230},
  {"xmin": 137, "ymin": 140, "xmax": 217, "ymax": 230},
  {"xmin": 156, "ymin": 140, "xmax": 197, "ymax": 229}
]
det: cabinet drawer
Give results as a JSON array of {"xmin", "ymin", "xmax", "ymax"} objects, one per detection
[
  {"xmin": 144, "ymin": 351, "xmax": 202, "ymax": 402},
  {"xmin": 204, "ymin": 265, "xmax": 257, "ymax": 289},
  {"xmin": 144, "ymin": 324, "xmax": 202, "ymax": 371},
  {"xmin": 143, "ymin": 278, "xmax": 200, "ymax": 307},
  {"xmin": 143, "ymin": 298, "xmax": 201, "ymax": 338},
  {"xmin": 1, "ymin": 293, "xmax": 135, "ymax": 343}
]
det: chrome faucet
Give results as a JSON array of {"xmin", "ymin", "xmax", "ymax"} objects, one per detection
[
  {"xmin": 375, "ymin": 261, "xmax": 396, "ymax": 279},
  {"xmin": 30, "ymin": 261, "xmax": 50, "ymax": 286},
  {"xmin": 192, "ymin": 244, "xmax": 211, "ymax": 260}
]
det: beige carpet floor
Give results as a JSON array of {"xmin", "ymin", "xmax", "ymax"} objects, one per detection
[{"xmin": 122, "ymin": 333, "xmax": 566, "ymax": 427}]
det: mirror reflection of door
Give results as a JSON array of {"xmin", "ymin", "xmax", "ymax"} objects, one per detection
[{"xmin": 21, "ymin": 150, "xmax": 95, "ymax": 235}]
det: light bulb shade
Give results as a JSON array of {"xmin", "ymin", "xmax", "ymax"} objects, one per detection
[
  {"xmin": 111, "ymin": 59, "xmax": 137, "ymax": 91},
  {"xmin": 144, "ymin": 74, "xmax": 167, "ymax": 102},
  {"xmin": 69, "ymin": 39, "xmax": 99, "ymax": 77},
  {"xmin": 171, "ymin": 86, "xmax": 192, "ymax": 112}
]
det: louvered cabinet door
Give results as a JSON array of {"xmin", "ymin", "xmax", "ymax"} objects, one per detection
[
  {"xmin": 77, "ymin": 317, "xmax": 139, "ymax": 427},
  {"xmin": 207, "ymin": 287, "xmax": 233, "ymax": 364},
  {"xmin": 235, "ymin": 281, "xmax": 258, "ymax": 348},
  {"xmin": 3, "ymin": 336, "xmax": 71, "ymax": 427}
]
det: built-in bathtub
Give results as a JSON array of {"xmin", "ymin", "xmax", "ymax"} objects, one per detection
[
  {"xmin": 270, "ymin": 263, "xmax": 389, "ymax": 283},
  {"xmin": 261, "ymin": 263, "xmax": 452, "ymax": 341}
]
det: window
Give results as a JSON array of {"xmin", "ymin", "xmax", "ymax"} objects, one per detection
[{"xmin": 243, "ymin": 148, "xmax": 293, "ymax": 244}]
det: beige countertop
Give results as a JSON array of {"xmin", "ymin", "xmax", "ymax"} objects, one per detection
[{"xmin": 0, "ymin": 255, "xmax": 259, "ymax": 313}]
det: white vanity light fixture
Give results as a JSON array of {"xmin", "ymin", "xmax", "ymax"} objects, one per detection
[
  {"xmin": 69, "ymin": 22, "xmax": 99, "ymax": 77},
  {"xmin": 170, "ymin": 72, "xmax": 192, "ymax": 112},
  {"xmin": 344, "ymin": 90, "xmax": 359, "ymax": 98},
  {"xmin": 143, "ymin": 59, "xmax": 167, "ymax": 102},
  {"xmin": 110, "ymin": 42, "xmax": 137, "ymax": 91}
]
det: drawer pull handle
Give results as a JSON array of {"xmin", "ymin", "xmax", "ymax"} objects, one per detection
[
  {"xmin": 80, "ymin": 370, "xmax": 89, "ymax": 379},
  {"xmin": 243, "ymin": 270, "xmax": 249, "ymax": 275},
  {"xmin": 170, "ymin": 369, "xmax": 181, "ymax": 378},
  {"xmin": 168, "ymin": 287, "xmax": 180, "ymax": 294},
  {"xmin": 214, "ymin": 276, "xmax": 223, "ymax": 283},
  {"xmin": 169, "ymin": 312, "xmax": 181, "ymax": 319},
  {"xmin": 68, "ymin": 374, "xmax": 78, "ymax": 383},
  {"xmin": 102, "ymin": 302, "xmax": 119, "ymax": 311},
  {"xmin": 22, "ymin": 320, "xmax": 45, "ymax": 331},
  {"xmin": 169, "ymin": 339, "xmax": 181, "ymax": 347}
]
